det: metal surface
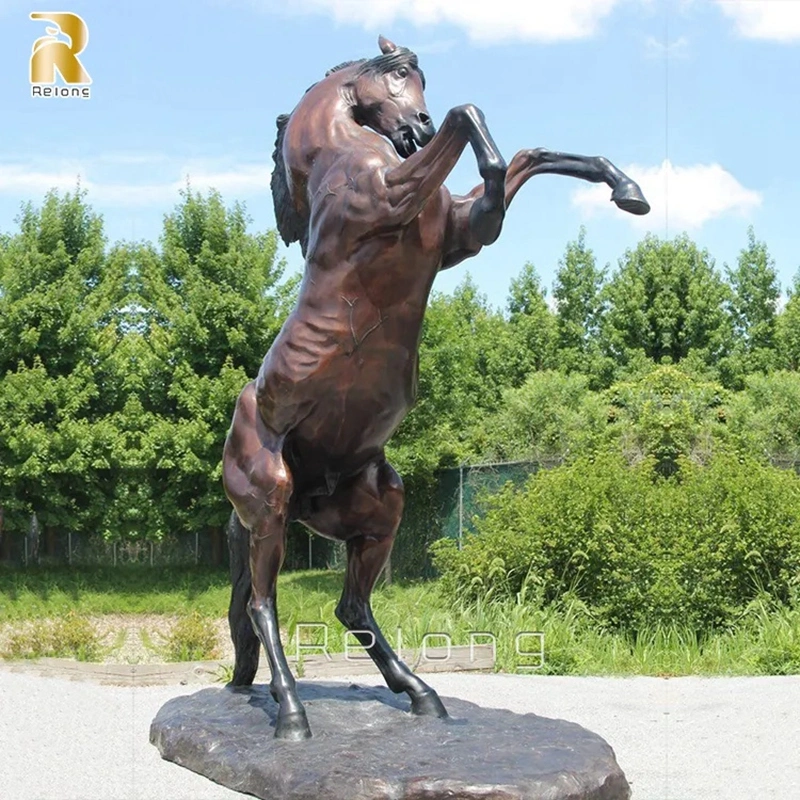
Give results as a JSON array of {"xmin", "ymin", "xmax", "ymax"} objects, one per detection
[{"xmin": 221, "ymin": 35, "xmax": 650, "ymax": 740}]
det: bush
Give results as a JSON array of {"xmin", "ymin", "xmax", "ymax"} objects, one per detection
[
  {"xmin": 431, "ymin": 452, "xmax": 800, "ymax": 633},
  {"xmin": 477, "ymin": 370, "xmax": 605, "ymax": 463},
  {"xmin": 164, "ymin": 613, "xmax": 220, "ymax": 661},
  {"xmin": 2, "ymin": 612, "xmax": 101, "ymax": 661}
]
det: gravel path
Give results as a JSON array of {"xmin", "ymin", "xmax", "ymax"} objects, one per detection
[{"xmin": 1, "ymin": 669, "xmax": 798, "ymax": 800}]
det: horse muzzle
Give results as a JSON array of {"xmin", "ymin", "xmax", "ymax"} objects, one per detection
[
  {"xmin": 410, "ymin": 118, "xmax": 436, "ymax": 147},
  {"xmin": 391, "ymin": 118, "xmax": 436, "ymax": 158}
]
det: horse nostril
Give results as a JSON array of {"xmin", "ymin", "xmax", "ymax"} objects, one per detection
[{"xmin": 418, "ymin": 112, "xmax": 431, "ymax": 126}]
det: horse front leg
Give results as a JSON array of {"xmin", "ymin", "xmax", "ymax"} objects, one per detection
[
  {"xmin": 504, "ymin": 148, "xmax": 650, "ymax": 215},
  {"xmin": 335, "ymin": 533, "xmax": 448, "ymax": 718},
  {"xmin": 385, "ymin": 104, "xmax": 507, "ymax": 245},
  {"xmin": 299, "ymin": 460, "xmax": 448, "ymax": 719}
]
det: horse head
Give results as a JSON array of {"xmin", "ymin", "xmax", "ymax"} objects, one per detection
[{"xmin": 349, "ymin": 36, "xmax": 435, "ymax": 158}]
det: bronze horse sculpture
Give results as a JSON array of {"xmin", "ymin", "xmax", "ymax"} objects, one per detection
[{"xmin": 222, "ymin": 35, "xmax": 650, "ymax": 741}]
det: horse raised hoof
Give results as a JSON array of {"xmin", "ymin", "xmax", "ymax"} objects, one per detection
[
  {"xmin": 410, "ymin": 689, "xmax": 449, "ymax": 719},
  {"xmin": 611, "ymin": 180, "xmax": 650, "ymax": 215},
  {"xmin": 274, "ymin": 709, "xmax": 313, "ymax": 741}
]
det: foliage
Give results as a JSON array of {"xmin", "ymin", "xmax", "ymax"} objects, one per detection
[
  {"xmin": 603, "ymin": 364, "xmax": 728, "ymax": 475},
  {"xmin": 724, "ymin": 370, "xmax": 800, "ymax": 463},
  {"xmin": 2, "ymin": 566, "xmax": 799, "ymax": 674},
  {"xmin": 139, "ymin": 188, "xmax": 293, "ymax": 537},
  {"xmin": 164, "ymin": 612, "xmax": 220, "ymax": 662},
  {"xmin": 552, "ymin": 227, "xmax": 611, "ymax": 385},
  {"xmin": 3, "ymin": 187, "xmax": 800, "ymax": 653},
  {"xmin": 478, "ymin": 370, "xmax": 606, "ymax": 463},
  {"xmin": 600, "ymin": 234, "xmax": 733, "ymax": 380},
  {"xmin": 0, "ymin": 187, "xmax": 293, "ymax": 544},
  {"xmin": 777, "ymin": 268, "xmax": 800, "ymax": 370},
  {"xmin": 0, "ymin": 189, "xmax": 118, "ymax": 537},
  {"xmin": 1, "ymin": 611, "xmax": 101, "ymax": 661},
  {"xmin": 503, "ymin": 262, "xmax": 558, "ymax": 381},
  {"xmin": 388, "ymin": 275, "xmax": 512, "ymax": 476},
  {"xmin": 432, "ymin": 452, "xmax": 800, "ymax": 634},
  {"xmin": 724, "ymin": 226, "xmax": 781, "ymax": 384}
]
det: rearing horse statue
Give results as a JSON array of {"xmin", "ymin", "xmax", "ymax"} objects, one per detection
[{"xmin": 222, "ymin": 35, "xmax": 649, "ymax": 741}]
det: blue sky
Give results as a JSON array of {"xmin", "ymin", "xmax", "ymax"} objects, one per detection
[{"xmin": 1, "ymin": 0, "xmax": 799, "ymax": 310}]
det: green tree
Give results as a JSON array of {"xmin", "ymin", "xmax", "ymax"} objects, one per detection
[
  {"xmin": 552, "ymin": 227, "xmax": 609, "ymax": 383},
  {"xmin": 600, "ymin": 234, "xmax": 733, "ymax": 379},
  {"xmin": 604, "ymin": 364, "xmax": 728, "ymax": 476},
  {"xmin": 0, "ymin": 188, "xmax": 119, "ymax": 546},
  {"xmin": 777, "ymin": 270, "xmax": 800, "ymax": 370},
  {"xmin": 139, "ymin": 188, "xmax": 294, "ymax": 547},
  {"xmin": 503, "ymin": 262, "xmax": 557, "ymax": 383},
  {"xmin": 724, "ymin": 371, "xmax": 800, "ymax": 464},
  {"xmin": 388, "ymin": 275, "xmax": 512, "ymax": 477},
  {"xmin": 724, "ymin": 226, "xmax": 780, "ymax": 382},
  {"xmin": 479, "ymin": 370, "xmax": 606, "ymax": 463}
]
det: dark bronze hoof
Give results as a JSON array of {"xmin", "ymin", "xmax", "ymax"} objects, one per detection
[
  {"xmin": 410, "ymin": 690, "xmax": 448, "ymax": 719},
  {"xmin": 611, "ymin": 180, "xmax": 650, "ymax": 215},
  {"xmin": 275, "ymin": 710, "xmax": 312, "ymax": 741}
]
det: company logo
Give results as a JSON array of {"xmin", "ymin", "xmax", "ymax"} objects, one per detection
[{"xmin": 30, "ymin": 11, "xmax": 91, "ymax": 99}]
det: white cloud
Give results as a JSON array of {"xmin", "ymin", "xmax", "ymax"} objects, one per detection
[
  {"xmin": 571, "ymin": 159, "xmax": 762, "ymax": 230},
  {"xmin": 253, "ymin": 0, "xmax": 627, "ymax": 43},
  {"xmin": 644, "ymin": 35, "xmax": 689, "ymax": 58},
  {"xmin": 715, "ymin": 0, "xmax": 800, "ymax": 42},
  {"xmin": 0, "ymin": 161, "xmax": 273, "ymax": 206}
]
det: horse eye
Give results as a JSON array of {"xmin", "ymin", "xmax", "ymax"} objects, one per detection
[{"xmin": 396, "ymin": 68, "xmax": 408, "ymax": 78}]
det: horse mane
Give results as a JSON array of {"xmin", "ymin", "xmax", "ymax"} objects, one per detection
[
  {"xmin": 270, "ymin": 48, "xmax": 423, "ymax": 256},
  {"xmin": 326, "ymin": 59, "xmax": 367, "ymax": 77},
  {"xmin": 270, "ymin": 114, "xmax": 308, "ymax": 255}
]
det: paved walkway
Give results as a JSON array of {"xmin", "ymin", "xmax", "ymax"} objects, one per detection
[{"xmin": 1, "ymin": 667, "xmax": 798, "ymax": 799}]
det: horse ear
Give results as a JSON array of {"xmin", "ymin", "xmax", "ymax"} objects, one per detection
[{"xmin": 378, "ymin": 35, "xmax": 397, "ymax": 54}]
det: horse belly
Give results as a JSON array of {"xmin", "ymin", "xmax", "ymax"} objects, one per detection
[{"xmin": 289, "ymin": 346, "xmax": 417, "ymax": 468}]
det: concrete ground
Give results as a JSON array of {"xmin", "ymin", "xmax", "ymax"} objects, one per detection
[{"xmin": 0, "ymin": 667, "xmax": 798, "ymax": 800}]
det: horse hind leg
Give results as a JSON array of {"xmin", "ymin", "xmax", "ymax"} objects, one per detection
[
  {"xmin": 225, "ymin": 444, "xmax": 312, "ymax": 741},
  {"xmin": 301, "ymin": 460, "xmax": 448, "ymax": 719}
]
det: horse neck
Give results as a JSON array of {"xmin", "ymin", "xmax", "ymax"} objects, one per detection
[{"xmin": 286, "ymin": 71, "xmax": 365, "ymax": 177}]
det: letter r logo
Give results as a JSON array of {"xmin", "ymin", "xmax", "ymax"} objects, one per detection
[{"xmin": 30, "ymin": 12, "xmax": 92, "ymax": 85}]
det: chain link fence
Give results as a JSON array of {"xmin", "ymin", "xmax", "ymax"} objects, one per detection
[{"xmin": 3, "ymin": 457, "xmax": 798, "ymax": 578}]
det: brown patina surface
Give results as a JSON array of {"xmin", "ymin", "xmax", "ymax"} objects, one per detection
[{"xmin": 221, "ymin": 35, "xmax": 649, "ymax": 740}]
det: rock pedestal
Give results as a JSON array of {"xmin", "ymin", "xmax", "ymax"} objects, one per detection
[{"xmin": 150, "ymin": 681, "xmax": 630, "ymax": 800}]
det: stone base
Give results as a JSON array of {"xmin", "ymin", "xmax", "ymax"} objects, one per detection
[{"xmin": 150, "ymin": 681, "xmax": 630, "ymax": 800}]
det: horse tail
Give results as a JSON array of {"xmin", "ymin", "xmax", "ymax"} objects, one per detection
[
  {"xmin": 227, "ymin": 511, "xmax": 260, "ymax": 686},
  {"xmin": 270, "ymin": 113, "xmax": 309, "ymax": 257}
]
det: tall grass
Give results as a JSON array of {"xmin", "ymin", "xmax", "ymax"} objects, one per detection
[{"xmin": 1, "ymin": 565, "xmax": 798, "ymax": 674}]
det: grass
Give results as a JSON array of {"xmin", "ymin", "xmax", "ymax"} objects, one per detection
[
  {"xmin": 1, "ymin": 565, "xmax": 798, "ymax": 674},
  {"xmin": 0, "ymin": 564, "xmax": 232, "ymax": 619}
]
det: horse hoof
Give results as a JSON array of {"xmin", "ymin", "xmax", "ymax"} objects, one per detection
[
  {"xmin": 274, "ymin": 710, "xmax": 312, "ymax": 741},
  {"xmin": 611, "ymin": 181, "xmax": 650, "ymax": 215},
  {"xmin": 411, "ymin": 690, "xmax": 449, "ymax": 719}
]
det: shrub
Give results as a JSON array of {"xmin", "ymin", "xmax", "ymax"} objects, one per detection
[
  {"xmin": 2, "ymin": 612, "xmax": 101, "ymax": 661},
  {"xmin": 164, "ymin": 613, "xmax": 220, "ymax": 662},
  {"xmin": 431, "ymin": 452, "xmax": 800, "ymax": 633},
  {"xmin": 478, "ymin": 370, "xmax": 605, "ymax": 463}
]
